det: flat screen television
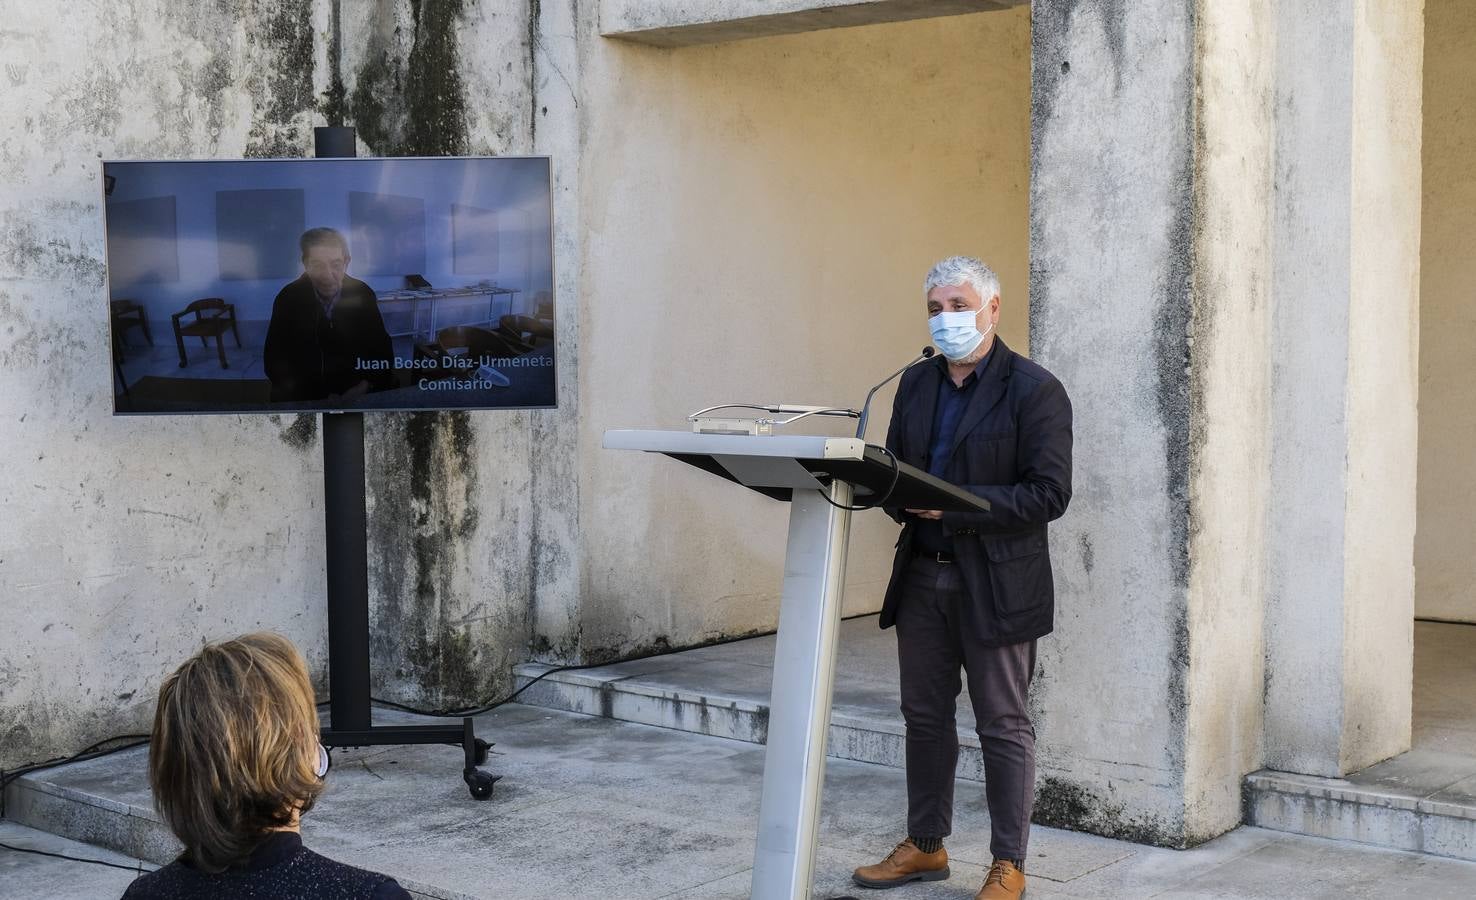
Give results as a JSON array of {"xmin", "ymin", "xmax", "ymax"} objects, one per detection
[{"xmin": 101, "ymin": 157, "xmax": 556, "ymax": 414}]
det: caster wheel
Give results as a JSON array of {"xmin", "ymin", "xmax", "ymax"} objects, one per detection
[
  {"xmin": 465, "ymin": 769, "xmax": 500, "ymax": 800},
  {"xmin": 473, "ymin": 738, "xmax": 492, "ymax": 766}
]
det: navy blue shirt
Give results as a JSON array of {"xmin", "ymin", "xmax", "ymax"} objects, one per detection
[{"xmin": 913, "ymin": 345, "xmax": 993, "ymax": 556}]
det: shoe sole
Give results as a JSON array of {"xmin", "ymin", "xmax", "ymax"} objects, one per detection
[{"xmin": 851, "ymin": 866, "xmax": 951, "ymax": 889}]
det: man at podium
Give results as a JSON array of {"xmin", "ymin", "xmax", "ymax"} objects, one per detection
[{"xmin": 852, "ymin": 256, "xmax": 1073, "ymax": 900}]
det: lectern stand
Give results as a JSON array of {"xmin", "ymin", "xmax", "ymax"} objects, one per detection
[{"xmin": 602, "ymin": 430, "xmax": 990, "ymax": 900}]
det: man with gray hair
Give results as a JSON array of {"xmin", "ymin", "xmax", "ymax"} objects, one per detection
[{"xmin": 853, "ymin": 256, "xmax": 1073, "ymax": 900}]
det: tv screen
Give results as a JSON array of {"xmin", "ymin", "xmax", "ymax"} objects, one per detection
[{"xmin": 101, "ymin": 157, "xmax": 556, "ymax": 414}]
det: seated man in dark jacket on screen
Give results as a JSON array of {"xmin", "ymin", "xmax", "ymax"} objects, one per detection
[{"xmin": 263, "ymin": 227, "xmax": 396, "ymax": 402}]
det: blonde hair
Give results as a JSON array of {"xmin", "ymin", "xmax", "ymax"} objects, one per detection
[{"xmin": 149, "ymin": 632, "xmax": 324, "ymax": 872}]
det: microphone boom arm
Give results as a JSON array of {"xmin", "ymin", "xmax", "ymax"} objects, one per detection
[{"xmin": 855, "ymin": 347, "xmax": 934, "ymax": 440}]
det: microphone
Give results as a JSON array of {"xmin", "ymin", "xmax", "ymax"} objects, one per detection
[{"xmin": 855, "ymin": 346, "xmax": 935, "ymax": 439}]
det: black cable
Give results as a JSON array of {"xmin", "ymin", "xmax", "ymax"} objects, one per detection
[
  {"xmin": 0, "ymin": 840, "xmax": 149, "ymax": 875},
  {"xmin": 364, "ymin": 609, "xmax": 885, "ymax": 719},
  {"xmin": 0, "ymin": 737, "xmax": 150, "ymax": 796},
  {"xmin": 819, "ymin": 444, "xmax": 902, "ymax": 512},
  {"xmin": 368, "ymin": 657, "xmax": 655, "ymax": 718},
  {"xmin": 3, "ymin": 610, "xmax": 892, "ymax": 775}
]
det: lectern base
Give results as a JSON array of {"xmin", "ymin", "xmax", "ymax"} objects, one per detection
[{"xmin": 751, "ymin": 483, "xmax": 853, "ymax": 900}]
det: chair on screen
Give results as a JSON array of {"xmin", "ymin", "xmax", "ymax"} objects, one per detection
[
  {"xmin": 170, "ymin": 298, "xmax": 241, "ymax": 370},
  {"xmin": 410, "ymin": 326, "xmax": 521, "ymax": 388},
  {"xmin": 497, "ymin": 291, "xmax": 553, "ymax": 350},
  {"xmin": 110, "ymin": 299, "xmax": 153, "ymax": 361},
  {"xmin": 416, "ymin": 325, "xmax": 525, "ymax": 364}
]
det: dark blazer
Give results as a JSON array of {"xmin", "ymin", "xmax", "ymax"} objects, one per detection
[
  {"xmin": 881, "ymin": 338, "xmax": 1073, "ymax": 646},
  {"xmin": 262, "ymin": 274, "xmax": 396, "ymax": 402}
]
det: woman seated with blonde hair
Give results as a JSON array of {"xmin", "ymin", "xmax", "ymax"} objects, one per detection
[{"xmin": 123, "ymin": 632, "xmax": 409, "ymax": 899}]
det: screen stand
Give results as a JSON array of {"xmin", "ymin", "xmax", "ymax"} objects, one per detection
[{"xmin": 313, "ymin": 126, "xmax": 499, "ymax": 801}]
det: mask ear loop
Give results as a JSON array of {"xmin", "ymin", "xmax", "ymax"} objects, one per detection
[{"xmin": 315, "ymin": 743, "xmax": 332, "ymax": 780}]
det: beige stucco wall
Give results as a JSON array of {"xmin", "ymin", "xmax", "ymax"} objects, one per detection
[
  {"xmin": 1416, "ymin": 0, "xmax": 1476, "ymax": 624},
  {"xmin": 571, "ymin": 8, "xmax": 1032, "ymax": 658}
]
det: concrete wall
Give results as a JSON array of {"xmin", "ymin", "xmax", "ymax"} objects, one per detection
[
  {"xmin": 1264, "ymin": 0, "xmax": 1421, "ymax": 776},
  {"xmin": 1028, "ymin": 0, "xmax": 1202, "ymax": 845},
  {"xmin": 570, "ymin": 8, "xmax": 1032, "ymax": 660},
  {"xmin": 0, "ymin": 0, "xmax": 331, "ymax": 769},
  {"xmin": 601, "ymin": 0, "xmax": 1025, "ymax": 47},
  {"xmin": 1341, "ymin": 0, "xmax": 1421, "ymax": 769},
  {"xmin": 333, "ymin": 0, "xmax": 577, "ymax": 713},
  {"xmin": 1416, "ymin": 0, "xmax": 1476, "ymax": 624},
  {"xmin": 0, "ymin": 0, "xmax": 572, "ymax": 768},
  {"xmin": 1181, "ymin": 0, "xmax": 1275, "ymax": 841},
  {"xmin": 0, "ymin": 0, "xmax": 1031, "ymax": 765}
]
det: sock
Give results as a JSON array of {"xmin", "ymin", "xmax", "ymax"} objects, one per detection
[
  {"xmin": 995, "ymin": 857, "xmax": 1025, "ymax": 872},
  {"xmin": 910, "ymin": 836, "xmax": 944, "ymax": 854}
]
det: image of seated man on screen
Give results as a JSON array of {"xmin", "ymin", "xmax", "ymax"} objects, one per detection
[{"xmin": 263, "ymin": 227, "xmax": 396, "ymax": 403}]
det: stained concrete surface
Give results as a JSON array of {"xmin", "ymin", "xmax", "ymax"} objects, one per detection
[{"xmin": 7, "ymin": 702, "xmax": 1476, "ymax": 899}]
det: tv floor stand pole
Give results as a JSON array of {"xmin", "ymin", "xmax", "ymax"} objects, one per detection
[{"xmin": 313, "ymin": 126, "xmax": 498, "ymax": 800}]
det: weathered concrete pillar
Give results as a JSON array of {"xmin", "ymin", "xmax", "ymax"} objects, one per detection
[
  {"xmin": 1263, "ymin": 0, "xmax": 1422, "ymax": 777},
  {"xmin": 1030, "ymin": 0, "xmax": 1423, "ymax": 845},
  {"xmin": 1029, "ymin": 0, "xmax": 1277, "ymax": 846}
]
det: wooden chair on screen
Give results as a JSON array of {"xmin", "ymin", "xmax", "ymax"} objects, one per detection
[
  {"xmin": 110, "ymin": 299, "xmax": 153, "ymax": 361},
  {"xmin": 171, "ymin": 297, "xmax": 241, "ymax": 369},
  {"xmin": 497, "ymin": 290, "xmax": 553, "ymax": 350}
]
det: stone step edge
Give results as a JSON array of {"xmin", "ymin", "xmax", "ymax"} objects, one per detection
[
  {"xmin": 2, "ymin": 771, "xmax": 475, "ymax": 900},
  {"xmin": 1245, "ymin": 769, "xmax": 1476, "ymax": 862},
  {"xmin": 512, "ymin": 663, "xmax": 988, "ymax": 781}
]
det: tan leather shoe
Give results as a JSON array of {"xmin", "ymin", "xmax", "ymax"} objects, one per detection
[
  {"xmin": 975, "ymin": 859, "xmax": 1026, "ymax": 899},
  {"xmin": 851, "ymin": 838, "xmax": 950, "ymax": 889}
]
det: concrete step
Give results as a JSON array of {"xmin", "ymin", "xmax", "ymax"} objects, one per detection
[
  {"xmin": 0, "ymin": 820, "xmax": 158, "ymax": 899},
  {"xmin": 2, "ymin": 744, "xmax": 180, "ymax": 867},
  {"xmin": 512, "ymin": 615, "xmax": 989, "ymax": 781},
  {"xmin": 1245, "ymin": 749, "xmax": 1476, "ymax": 862}
]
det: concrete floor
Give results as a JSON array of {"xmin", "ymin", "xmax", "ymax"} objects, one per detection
[
  {"xmin": 4, "ymin": 621, "xmax": 1472, "ymax": 897},
  {"xmin": 7, "ymin": 703, "xmax": 1476, "ymax": 899},
  {"xmin": 0, "ymin": 821, "xmax": 154, "ymax": 898}
]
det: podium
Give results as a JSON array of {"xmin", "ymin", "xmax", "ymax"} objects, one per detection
[{"xmin": 602, "ymin": 430, "xmax": 990, "ymax": 900}]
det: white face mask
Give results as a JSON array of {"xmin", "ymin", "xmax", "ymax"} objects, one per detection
[{"xmin": 929, "ymin": 309, "xmax": 993, "ymax": 361}]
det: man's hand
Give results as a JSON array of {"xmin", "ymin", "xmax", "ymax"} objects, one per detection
[{"xmin": 906, "ymin": 509, "xmax": 943, "ymax": 520}]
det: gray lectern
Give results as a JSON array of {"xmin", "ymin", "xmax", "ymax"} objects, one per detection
[{"xmin": 602, "ymin": 429, "xmax": 990, "ymax": 900}]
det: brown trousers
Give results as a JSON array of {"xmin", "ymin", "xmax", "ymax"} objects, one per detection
[{"xmin": 895, "ymin": 556, "xmax": 1037, "ymax": 860}]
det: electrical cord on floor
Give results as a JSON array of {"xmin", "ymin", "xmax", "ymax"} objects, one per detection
[
  {"xmin": 365, "ymin": 610, "xmax": 881, "ymax": 719},
  {"xmin": 0, "ymin": 735, "xmax": 150, "ymax": 798},
  {"xmin": 0, "ymin": 840, "xmax": 150, "ymax": 875}
]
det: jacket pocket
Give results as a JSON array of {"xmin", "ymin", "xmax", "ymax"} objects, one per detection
[
  {"xmin": 984, "ymin": 532, "xmax": 1045, "ymax": 563},
  {"xmin": 983, "ymin": 532, "xmax": 1048, "ymax": 616}
]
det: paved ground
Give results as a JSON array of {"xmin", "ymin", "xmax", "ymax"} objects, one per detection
[
  {"xmin": 0, "ymin": 820, "xmax": 152, "ymax": 898},
  {"xmin": 6, "ymin": 702, "xmax": 1476, "ymax": 899}
]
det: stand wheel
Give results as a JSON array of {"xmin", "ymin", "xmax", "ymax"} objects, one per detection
[
  {"xmin": 473, "ymin": 738, "xmax": 491, "ymax": 766},
  {"xmin": 464, "ymin": 768, "xmax": 500, "ymax": 800}
]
